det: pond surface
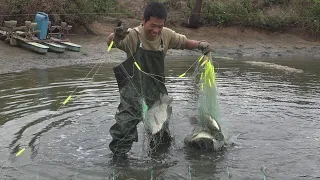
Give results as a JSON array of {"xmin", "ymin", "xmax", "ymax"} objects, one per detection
[{"xmin": 0, "ymin": 56, "xmax": 319, "ymax": 180}]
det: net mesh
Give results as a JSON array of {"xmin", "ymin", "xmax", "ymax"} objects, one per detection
[
  {"xmin": 195, "ymin": 54, "xmax": 222, "ymax": 128},
  {"xmin": 112, "ymin": 54, "xmax": 173, "ymax": 155},
  {"xmin": 119, "ymin": 52, "xmax": 226, "ymax": 146},
  {"xmin": 112, "ymin": 38, "xmax": 227, "ymax": 156},
  {"xmin": 188, "ymin": 53, "xmax": 227, "ymax": 143}
]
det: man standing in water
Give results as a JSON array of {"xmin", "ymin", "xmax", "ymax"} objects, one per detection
[{"xmin": 107, "ymin": 2, "xmax": 212, "ymax": 157}]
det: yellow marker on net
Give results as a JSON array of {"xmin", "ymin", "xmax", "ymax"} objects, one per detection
[
  {"xmin": 208, "ymin": 79, "xmax": 212, "ymax": 87},
  {"xmin": 179, "ymin": 72, "xmax": 186, "ymax": 78},
  {"xmin": 198, "ymin": 55, "xmax": 204, "ymax": 62},
  {"xmin": 107, "ymin": 41, "xmax": 114, "ymax": 52},
  {"xmin": 206, "ymin": 61, "xmax": 212, "ymax": 72},
  {"xmin": 207, "ymin": 62, "xmax": 213, "ymax": 76},
  {"xmin": 204, "ymin": 75, "xmax": 209, "ymax": 86},
  {"xmin": 204, "ymin": 65, "xmax": 210, "ymax": 80},
  {"xmin": 200, "ymin": 72, "xmax": 203, "ymax": 80},
  {"xmin": 134, "ymin": 62, "xmax": 141, "ymax": 71},
  {"xmin": 210, "ymin": 63, "xmax": 216, "ymax": 85},
  {"xmin": 63, "ymin": 95, "xmax": 72, "ymax": 105},
  {"xmin": 201, "ymin": 59, "xmax": 208, "ymax": 67},
  {"xmin": 212, "ymin": 63, "xmax": 215, "ymax": 74},
  {"xmin": 210, "ymin": 73, "xmax": 215, "ymax": 85},
  {"xmin": 211, "ymin": 72, "xmax": 216, "ymax": 85},
  {"xmin": 16, "ymin": 148, "xmax": 26, "ymax": 157}
]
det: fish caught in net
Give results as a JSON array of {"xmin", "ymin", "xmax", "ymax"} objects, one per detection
[
  {"xmin": 110, "ymin": 46, "xmax": 173, "ymax": 156},
  {"xmin": 110, "ymin": 47, "xmax": 227, "ymax": 157},
  {"xmin": 184, "ymin": 53, "xmax": 227, "ymax": 151}
]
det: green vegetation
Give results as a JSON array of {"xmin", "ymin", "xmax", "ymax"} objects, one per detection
[
  {"xmin": 0, "ymin": 0, "xmax": 319, "ymax": 36},
  {"xmin": 185, "ymin": 0, "xmax": 320, "ymax": 36}
]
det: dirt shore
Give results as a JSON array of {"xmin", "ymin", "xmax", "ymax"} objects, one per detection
[{"xmin": 0, "ymin": 21, "xmax": 319, "ymax": 75}]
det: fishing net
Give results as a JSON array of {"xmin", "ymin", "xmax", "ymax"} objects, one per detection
[
  {"xmin": 110, "ymin": 42, "xmax": 173, "ymax": 156},
  {"xmin": 194, "ymin": 54, "xmax": 223, "ymax": 131},
  {"xmin": 182, "ymin": 53, "xmax": 227, "ymax": 150}
]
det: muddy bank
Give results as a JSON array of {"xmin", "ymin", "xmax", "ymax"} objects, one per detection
[{"xmin": 0, "ymin": 25, "xmax": 319, "ymax": 75}]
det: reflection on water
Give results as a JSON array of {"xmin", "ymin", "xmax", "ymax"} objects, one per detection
[{"xmin": 0, "ymin": 56, "xmax": 320, "ymax": 179}]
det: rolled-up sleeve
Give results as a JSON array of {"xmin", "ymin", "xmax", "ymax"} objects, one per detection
[
  {"xmin": 116, "ymin": 28, "xmax": 136, "ymax": 55},
  {"xmin": 166, "ymin": 28, "xmax": 187, "ymax": 50}
]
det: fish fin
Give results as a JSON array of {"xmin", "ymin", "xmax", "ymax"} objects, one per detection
[
  {"xmin": 209, "ymin": 116, "xmax": 220, "ymax": 131},
  {"xmin": 166, "ymin": 95, "xmax": 173, "ymax": 104},
  {"xmin": 160, "ymin": 93, "xmax": 173, "ymax": 104},
  {"xmin": 159, "ymin": 93, "xmax": 163, "ymax": 104},
  {"xmin": 160, "ymin": 93, "xmax": 166, "ymax": 104},
  {"xmin": 154, "ymin": 114, "xmax": 159, "ymax": 125},
  {"xmin": 167, "ymin": 105, "xmax": 172, "ymax": 118},
  {"xmin": 204, "ymin": 114, "xmax": 220, "ymax": 131}
]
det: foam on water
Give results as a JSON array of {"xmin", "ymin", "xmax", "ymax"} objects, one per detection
[{"xmin": 245, "ymin": 61, "xmax": 304, "ymax": 73}]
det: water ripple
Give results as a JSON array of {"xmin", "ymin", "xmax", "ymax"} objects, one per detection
[{"xmin": 0, "ymin": 57, "xmax": 319, "ymax": 179}]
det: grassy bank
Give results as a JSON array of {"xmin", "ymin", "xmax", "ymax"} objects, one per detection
[
  {"xmin": 185, "ymin": 0, "xmax": 320, "ymax": 36},
  {"xmin": 0, "ymin": 0, "xmax": 319, "ymax": 37}
]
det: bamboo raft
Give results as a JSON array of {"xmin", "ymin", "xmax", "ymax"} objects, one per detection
[{"xmin": 0, "ymin": 19, "xmax": 82, "ymax": 54}]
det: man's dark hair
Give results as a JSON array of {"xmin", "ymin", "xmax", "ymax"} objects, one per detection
[{"xmin": 143, "ymin": 2, "xmax": 167, "ymax": 22}]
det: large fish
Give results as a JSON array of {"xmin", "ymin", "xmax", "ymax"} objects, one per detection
[
  {"xmin": 184, "ymin": 114, "xmax": 226, "ymax": 151},
  {"xmin": 143, "ymin": 93, "xmax": 173, "ymax": 135}
]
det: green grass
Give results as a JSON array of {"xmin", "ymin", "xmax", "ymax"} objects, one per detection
[
  {"xmin": 182, "ymin": 0, "xmax": 320, "ymax": 36},
  {"xmin": 1, "ymin": 0, "xmax": 319, "ymax": 36}
]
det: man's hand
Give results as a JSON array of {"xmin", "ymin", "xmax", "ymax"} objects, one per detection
[
  {"xmin": 113, "ymin": 21, "xmax": 129, "ymax": 43},
  {"xmin": 198, "ymin": 41, "xmax": 212, "ymax": 55}
]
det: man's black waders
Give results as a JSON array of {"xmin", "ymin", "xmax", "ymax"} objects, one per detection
[{"xmin": 109, "ymin": 38, "xmax": 171, "ymax": 155}]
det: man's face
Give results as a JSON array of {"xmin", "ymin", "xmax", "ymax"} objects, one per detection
[{"xmin": 143, "ymin": 16, "xmax": 165, "ymax": 40}]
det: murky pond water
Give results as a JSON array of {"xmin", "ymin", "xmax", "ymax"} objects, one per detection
[{"xmin": 0, "ymin": 56, "xmax": 319, "ymax": 180}]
